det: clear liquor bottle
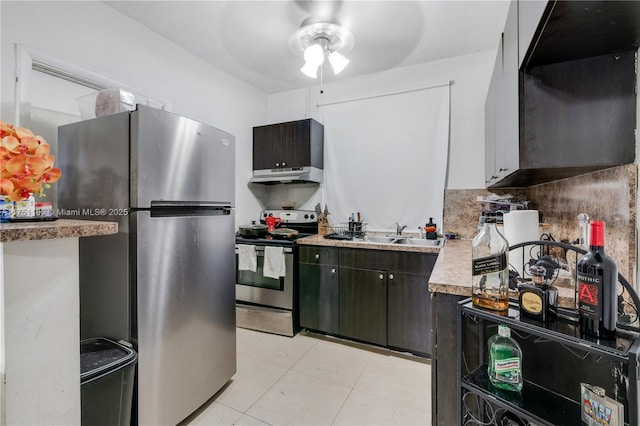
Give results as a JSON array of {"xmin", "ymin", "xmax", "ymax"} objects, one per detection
[
  {"xmin": 488, "ymin": 324, "xmax": 523, "ymax": 392},
  {"xmin": 471, "ymin": 211, "xmax": 509, "ymax": 312}
]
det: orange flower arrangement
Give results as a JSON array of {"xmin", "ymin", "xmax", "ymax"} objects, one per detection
[{"xmin": 1, "ymin": 120, "xmax": 62, "ymax": 201}]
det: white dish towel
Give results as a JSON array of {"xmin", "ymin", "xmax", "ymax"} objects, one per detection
[
  {"xmin": 263, "ymin": 246, "xmax": 286, "ymax": 279},
  {"xmin": 237, "ymin": 244, "xmax": 257, "ymax": 272}
]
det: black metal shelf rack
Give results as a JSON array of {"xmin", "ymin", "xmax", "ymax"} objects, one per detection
[{"xmin": 457, "ymin": 240, "xmax": 640, "ymax": 426}]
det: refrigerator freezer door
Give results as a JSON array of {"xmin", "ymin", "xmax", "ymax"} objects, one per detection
[
  {"xmin": 58, "ymin": 111, "xmax": 130, "ymax": 218},
  {"xmin": 131, "ymin": 105, "xmax": 235, "ymax": 208},
  {"xmin": 133, "ymin": 210, "xmax": 236, "ymax": 426}
]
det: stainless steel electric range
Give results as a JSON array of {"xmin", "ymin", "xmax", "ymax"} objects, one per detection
[{"xmin": 235, "ymin": 209, "xmax": 317, "ymax": 336}]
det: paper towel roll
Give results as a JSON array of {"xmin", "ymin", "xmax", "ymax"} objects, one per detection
[{"xmin": 503, "ymin": 210, "xmax": 540, "ymax": 280}]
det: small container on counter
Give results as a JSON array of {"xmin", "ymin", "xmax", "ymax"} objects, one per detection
[
  {"xmin": 518, "ymin": 264, "xmax": 558, "ymax": 322},
  {"xmin": 425, "ymin": 217, "xmax": 438, "ymax": 240},
  {"xmin": 0, "ymin": 199, "xmax": 13, "ymax": 223},
  {"xmin": 317, "ymin": 214, "xmax": 332, "ymax": 236},
  {"xmin": 35, "ymin": 201, "xmax": 54, "ymax": 218},
  {"xmin": 14, "ymin": 195, "xmax": 35, "ymax": 218}
]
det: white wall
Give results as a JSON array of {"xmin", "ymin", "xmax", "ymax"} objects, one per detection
[
  {"xmin": 0, "ymin": 0, "xmax": 268, "ymax": 227},
  {"xmin": 268, "ymin": 50, "xmax": 496, "ymax": 191},
  {"xmin": 2, "ymin": 239, "xmax": 81, "ymax": 426}
]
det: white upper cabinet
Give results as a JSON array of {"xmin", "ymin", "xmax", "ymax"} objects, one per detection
[{"xmin": 517, "ymin": 0, "xmax": 549, "ymax": 68}]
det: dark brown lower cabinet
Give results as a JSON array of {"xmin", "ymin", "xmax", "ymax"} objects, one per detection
[
  {"xmin": 338, "ymin": 266, "xmax": 387, "ymax": 346},
  {"xmin": 298, "ymin": 262, "xmax": 339, "ymax": 334},
  {"xmin": 298, "ymin": 245, "xmax": 437, "ymax": 356},
  {"xmin": 387, "ymin": 272, "xmax": 431, "ymax": 356}
]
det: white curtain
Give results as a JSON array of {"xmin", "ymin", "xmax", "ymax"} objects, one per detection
[{"xmin": 319, "ymin": 84, "xmax": 450, "ymax": 234}]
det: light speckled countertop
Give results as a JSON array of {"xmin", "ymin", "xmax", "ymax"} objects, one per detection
[
  {"xmin": 428, "ymin": 239, "xmax": 472, "ymax": 295},
  {"xmin": 1, "ymin": 219, "xmax": 118, "ymax": 242},
  {"xmin": 428, "ymin": 238, "xmax": 577, "ymax": 308},
  {"xmin": 296, "ymin": 234, "xmax": 442, "ymax": 253}
]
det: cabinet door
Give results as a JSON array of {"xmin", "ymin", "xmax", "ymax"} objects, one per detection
[
  {"xmin": 495, "ymin": 0, "xmax": 519, "ymax": 181},
  {"xmin": 339, "ymin": 267, "xmax": 387, "ymax": 346},
  {"xmin": 299, "ymin": 246, "xmax": 339, "ymax": 265},
  {"xmin": 299, "ymin": 263, "xmax": 339, "ymax": 334},
  {"xmin": 387, "ymin": 272, "xmax": 431, "ymax": 356},
  {"xmin": 280, "ymin": 120, "xmax": 311, "ymax": 169},
  {"xmin": 485, "ymin": 47, "xmax": 499, "ymax": 186},
  {"xmin": 253, "ymin": 124, "xmax": 282, "ymax": 170},
  {"xmin": 522, "ymin": 51, "xmax": 636, "ymax": 169},
  {"xmin": 518, "ymin": 0, "xmax": 549, "ymax": 68}
]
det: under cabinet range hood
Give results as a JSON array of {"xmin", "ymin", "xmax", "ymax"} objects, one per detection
[
  {"xmin": 250, "ymin": 166, "xmax": 323, "ymax": 184},
  {"xmin": 251, "ymin": 118, "xmax": 324, "ymax": 184}
]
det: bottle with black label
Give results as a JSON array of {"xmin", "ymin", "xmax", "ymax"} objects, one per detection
[
  {"xmin": 518, "ymin": 264, "xmax": 558, "ymax": 322},
  {"xmin": 471, "ymin": 211, "xmax": 509, "ymax": 312},
  {"xmin": 577, "ymin": 220, "xmax": 618, "ymax": 340}
]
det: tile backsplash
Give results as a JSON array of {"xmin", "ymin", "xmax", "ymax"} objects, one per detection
[{"xmin": 443, "ymin": 164, "xmax": 637, "ymax": 284}]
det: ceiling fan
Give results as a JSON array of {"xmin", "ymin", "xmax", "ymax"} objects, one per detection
[{"xmin": 289, "ymin": 0, "xmax": 354, "ymax": 79}]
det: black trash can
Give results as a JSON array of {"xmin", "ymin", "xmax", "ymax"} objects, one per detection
[{"xmin": 80, "ymin": 337, "xmax": 137, "ymax": 426}]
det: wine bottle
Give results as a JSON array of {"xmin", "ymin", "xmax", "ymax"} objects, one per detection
[
  {"xmin": 471, "ymin": 211, "xmax": 509, "ymax": 312},
  {"xmin": 577, "ymin": 220, "xmax": 618, "ymax": 340}
]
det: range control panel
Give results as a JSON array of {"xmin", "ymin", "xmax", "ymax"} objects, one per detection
[{"xmin": 261, "ymin": 209, "xmax": 317, "ymax": 224}]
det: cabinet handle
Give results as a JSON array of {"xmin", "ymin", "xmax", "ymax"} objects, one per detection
[
  {"xmin": 379, "ymin": 274, "xmax": 384, "ymax": 280},
  {"xmin": 389, "ymin": 274, "xmax": 394, "ymax": 280},
  {"xmin": 331, "ymin": 268, "xmax": 336, "ymax": 274},
  {"xmin": 282, "ymin": 162, "xmax": 287, "ymax": 167},
  {"xmin": 275, "ymin": 162, "xmax": 280, "ymax": 167},
  {"xmin": 499, "ymin": 168, "xmax": 508, "ymax": 172},
  {"xmin": 315, "ymin": 254, "xmax": 320, "ymax": 259}
]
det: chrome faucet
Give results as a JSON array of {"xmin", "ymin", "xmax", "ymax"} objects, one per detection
[{"xmin": 395, "ymin": 223, "xmax": 407, "ymax": 235}]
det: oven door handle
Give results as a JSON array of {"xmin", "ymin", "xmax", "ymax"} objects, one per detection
[{"xmin": 236, "ymin": 246, "xmax": 293, "ymax": 254}]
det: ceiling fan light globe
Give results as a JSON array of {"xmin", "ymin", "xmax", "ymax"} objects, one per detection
[
  {"xmin": 328, "ymin": 51, "xmax": 349, "ymax": 74},
  {"xmin": 303, "ymin": 44, "xmax": 325, "ymax": 65},
  {"xmin": 300, "ymin": 62, "xmax": 319, "ymax": 78}
]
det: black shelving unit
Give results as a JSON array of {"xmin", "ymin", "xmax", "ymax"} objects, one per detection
[
  {"xmin": 457, "ymin": 300, "xmax": 640, "ymax": 425},
  {"xmin": 462, "ymin": 364, "xmax": 580, "ymax": 426}
]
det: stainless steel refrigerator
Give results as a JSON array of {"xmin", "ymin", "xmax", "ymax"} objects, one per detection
[{"xmin": 58, "ymin": 105, "xmax": 236, "ymax": 426}]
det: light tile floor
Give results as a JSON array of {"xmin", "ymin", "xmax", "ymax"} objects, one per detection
[{"xmin": 180, "ymin": 328, "xmax": 432, "ymax": 426}]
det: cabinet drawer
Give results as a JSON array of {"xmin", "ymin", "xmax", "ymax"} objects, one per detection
[
  {"xmin": 390, "ymin": 252, "xmax": 437, "ymax": 276},
  {"xmin": 339, "ymin": 248, "xmax": 390, "ymax": 270},
  {"xmin": 299, "ymin": 246, "xmax": 339, "ymax": 265},
  {"xmin": 339, "ymin": 248, "xmax": 437, "ymax": 275}
]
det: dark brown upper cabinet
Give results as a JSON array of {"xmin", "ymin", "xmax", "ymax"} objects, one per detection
[
  {"xmin": 252, "ymin": 118, "xmax": 323, "ymax": 171},
  {"xmin": 486, "ymin": 0, "xmax": 638, "ymax": 189},
  {"xmin": 522, "ymin": 1, "xmax": 640, "ymax": 71}
]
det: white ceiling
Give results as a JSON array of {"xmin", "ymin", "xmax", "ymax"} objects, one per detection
[{"xmin": 103, "ymin": 0, "xmax": 510, "ymax": 94}]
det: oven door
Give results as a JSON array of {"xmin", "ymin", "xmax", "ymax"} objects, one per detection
[{"xmin": 235, "ymin": 246, "xmax": 294, "ymax": 310}]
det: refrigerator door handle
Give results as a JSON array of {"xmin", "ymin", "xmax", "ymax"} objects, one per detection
[
  {"xmin": 151, "ymin": 200, "xmax": 232, "ymax": 209},
  {"xmin": 149, "ymin": 207, "xmax": 232, "ymax": 218}
]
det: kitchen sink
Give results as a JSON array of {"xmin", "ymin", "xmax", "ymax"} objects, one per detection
[
  {"xmin": 359, "ymin": 235, "xmax": 444, "ymax": 248},
  {"xmin": 362, "ymin": 235, "xmax": 398, "ymax": 244},
  {"xmin": 393, "ymin": 238, "xmax": 444, "ymax": 247}
]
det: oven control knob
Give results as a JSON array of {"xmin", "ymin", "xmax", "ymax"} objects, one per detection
[
  {"xmin": 304, "ymin": 214, "xmax": 309, "ymax": 219},
  {"xmin": 309, "ymin": 214, "xmax": 315, "ymax": 220},
  {"xmin": 263, "ymin": 212, "xmax": 268, "ymax": 218}
]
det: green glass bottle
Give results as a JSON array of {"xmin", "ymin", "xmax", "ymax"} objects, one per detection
[{"xmin": 488, "ymin": 324, "xmax": 523, "ymax": 392}]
